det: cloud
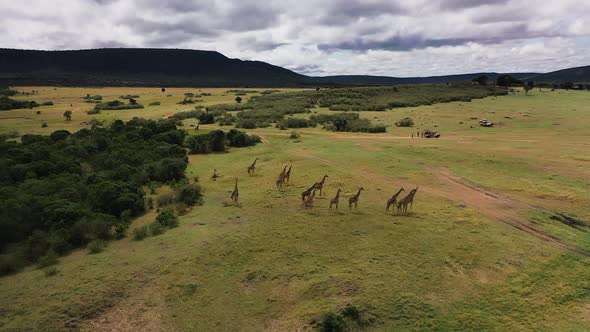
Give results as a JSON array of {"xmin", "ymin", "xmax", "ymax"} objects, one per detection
[{"xmin": 0, "ymin": 0, "xmax": 589, "ymax": 76}]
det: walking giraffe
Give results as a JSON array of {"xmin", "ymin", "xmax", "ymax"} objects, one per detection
[
  {"xmin": 397, "ymin": 187, "xmax": 418, "ymax": 214},
  {"xmin": 329, "ymin": 188, "xmax": 342, "ymax": 210},
  {"xmin": 313, "ymin": 175, "xmax": 329, "ymax": 196},
  {"xmin": 348, "ymin": 187, "xmax": 364, "ymax": 209},
  {"xmin": 247, "ymin": 158, "xmax": 258, "ymax": 176},
  {"xmin": 284, "ymin": 165, "xmax": 292, "ymax": 184},
  {"xmin": 230, "ymin": 178, "xmax": 239, "ymax": 204},
  {"xmin": 386, "ymin": 187, "xmax": 405, "ymax": 213}
]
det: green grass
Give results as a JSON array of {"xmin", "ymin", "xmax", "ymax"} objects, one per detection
[{"xmin": 0, "ymin": 86, "xmax": 589, "ymax": 330}]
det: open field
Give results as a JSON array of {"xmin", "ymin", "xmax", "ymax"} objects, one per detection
[{"xmin": 1, "ymin": 86, "xmax": 589, "ymax": 331}]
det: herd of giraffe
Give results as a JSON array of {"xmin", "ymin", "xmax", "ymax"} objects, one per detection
[{"xmin": 221, "ymin": 158, "xmax": 419, "ymax": 214}]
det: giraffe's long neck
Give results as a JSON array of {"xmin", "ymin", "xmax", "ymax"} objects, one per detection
[
  {"xmin": 392, "ymin": 188, "xmax": 403, "ymax": 199},
  {"xmin": 319, "ymin": 176, "xmax": 327, "ymax": 185},
  {"xmin": 234, "ymin": 179, "xmax": 238, "ymax": 191},
  {"xmin": 354, "ymin": 189, "xmax": 362, "ymax": 199}
]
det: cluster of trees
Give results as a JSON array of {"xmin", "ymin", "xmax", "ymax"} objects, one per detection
[
  {"xmin": 82, "ymin": 94, "xmax": 103, "ymax": 103},
  {"xmin": 310, "ymin": 113, "xmax": 386, "ymax": 133},
  {"xmin": 219, "ymin": 84, "xmax": 504, "ymax": 129},
  {"xmin": 0, "ymin": 96, "xmax": 41, "ymax": 111},
  {"xmin": 0, "ymin": 86, "xmax": 17, "ymax": 96},
  {"xmin": 186, "ymin": 129, "xmax": 261, "ymax": 154},
  {"xmin": 0, "ymin": 118, "xmax": 193, "ymax": 275},
  {"xmin": 94, "ymin": 99, "xmax": 144, "ymax": 111}
]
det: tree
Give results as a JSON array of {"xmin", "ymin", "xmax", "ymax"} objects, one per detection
[
  {"xmin": 161, "ymin": 87, "xmax": 166, "ymax": 93},
  {"xmin": 524, "ymin": 81, "xmax": 534, "ymax": 95},
  {"xmin": 235, "ymin": 96, "xmax": 242, "ymax": 103},
  {"xmin": 523, "ymin": 84, "xmax": 532, "ymax": 95},
  {"xmin": 50, "ymin": 130, "xmax": 71, "ymax": 142},
  {"xmin": 208, "ymin": 130, "xmax": 226, "ymax": 152},
  {"xmin": 496, "ymin": 75, "xmax": 521, "ymax": 88},
  {"xmin": 63, "ymin": 110, "xmax": 72, "ymax": 121},
  {"xmin": 473, "ymin": 75, "xmax": 488, "ymax": 86}
]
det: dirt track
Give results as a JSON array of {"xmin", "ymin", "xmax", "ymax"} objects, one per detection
[{"xmin": 290, "ymin": 150, "xmax": 590, "ymax": 257}]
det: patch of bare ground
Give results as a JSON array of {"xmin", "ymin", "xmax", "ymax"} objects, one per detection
[
  {"xmin": 290, "ymin": 150, "xmax": 590, "ymax": 257},
  {"xmin": 80, "ymin": 280, "xmax": 168, "ymax": 332}
]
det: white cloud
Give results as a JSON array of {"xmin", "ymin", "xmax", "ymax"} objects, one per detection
[{"xmin": 1, "ymin": 0, "xmax": 590, "ymax": 76}]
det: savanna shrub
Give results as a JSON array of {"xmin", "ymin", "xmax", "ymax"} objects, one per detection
[
  {"xmin": 87, "ymin": 239, "xmax": 107, "ymax": 254},
  {"xmin": 37, "ymin": 250, "xmax": 58, "ymax": 268},
  {"xmin": 395, "ymin": 117, "xmax": 414, "ymax": 127},
  {"xmin": 157, "ymin": 192, "xmax": 176, "ymax": 207},
  {"xmin": 149, "ymin": 222, "xmax": 166, "ymax": 236},
  {"xmin": 176, "ymin": 183, "xmax": 203, "ymax": 206},
  {"xmin": 132, "ymin": 225, "xmax": 149, "ymax": 241},
  {"xmin": 156, "ymin": 210, "xmax": 179, "ymax": 228},
  {"xmin": 320, "ymin": 312, "xmax": 346, "ymax": 332},
  {"xmin": 44, "ymin": 266, "xmax": 59, "ymax": 277}
]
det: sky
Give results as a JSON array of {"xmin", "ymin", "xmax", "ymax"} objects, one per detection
[{"xmin": 2, "ymin": 0, "xmax": 590, "ymax": 77}]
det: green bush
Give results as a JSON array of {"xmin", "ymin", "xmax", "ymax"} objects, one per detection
[
  {"xmin": 290, "ymin": 131, "xmax": 300, "ymax": 139},
  {"xmin": 341, "ymin": 304, "xmax": 360, "ymax": 321},
  {"xmin": 44, "ymin": 266, "xmax": 59, "ymax": 277},
  {"xmin": 320, "ymin": 312, "xmax": 346, "ymax": 332},
  {"xmin": 0, "ymin": 253, "xmax": 26, "ymax": 276},
  {"xmin": 95, "ymin": 100, "xmax": 144, "ymax": 110},
  {"xmin": 133, "ymin": 225, "xmax": 149, "ymax": 241},
  {"xmin": 277, "ymin": 117, "xmax": 315, "ymax": 128},
  {"xmin": 37, "ymin": 250, "xmax": 58, "ymax": 268},
  {"xmin": 236, "ymin": 118, "xmax": 258, "ymax": 129},
  {"xmin": 156, "ymin": 210, "xmax": 179, "ymax": 228},
  {"xmin": 149, "ymin": 222, "xmax": 166, "ymax": 236},
  {"xmin": 149, "ymin": 101, "xmax": 161, "ymax": 106},
  {"xmin": 87, "ymin": 239, "xmax": 107, "ymax": 254},
  {"xmin": 0, "ymin": 95, "xmax": 40, "ymax": 110},
  {"xmin": 395, "ymin": 117, "xmax": 414, "ymax": 127},
  {"xmin": 176, "ymin": 184, "xmax": 203, "ymax": 206}
]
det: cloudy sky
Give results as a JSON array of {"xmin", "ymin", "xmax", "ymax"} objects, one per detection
[{"xmin": 2, "ymin": 0, "xmax": 590, "ymax": 77}]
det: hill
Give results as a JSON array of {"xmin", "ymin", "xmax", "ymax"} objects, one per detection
[
  {"xmin": 0, "ymin": 48, "xmax": 586, "ymax": 87},
  {"xmin": 0, "ymin": 48, "xmax": 313, "ymax": 87},
  {"xmin": 528, "ymin": 65, "xmax": 590, "ymax": 84}
]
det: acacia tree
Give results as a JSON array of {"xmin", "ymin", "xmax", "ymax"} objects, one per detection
[
  {"xmin": 63, "ymin": 110, "xmax": 72, "ymax": 121},
  {"xmin": 523, "ymin": 85, "xmax": 532, "ymax": 95},
  {"xmin": 235, "ymin": 96, "xmax": 243, "ymax": 103},
  {"xmin": 473, "ymin": 75, "xmax": 488, "ymax": 86}
]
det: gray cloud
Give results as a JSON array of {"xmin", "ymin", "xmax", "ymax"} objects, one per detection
[
  {"xmin": 438, "ymin": 0, "xmax": 510, "ymax": 10},
  {"xmin": 0, "ymin": 0, "xmax": 589, "ymax": 76}
]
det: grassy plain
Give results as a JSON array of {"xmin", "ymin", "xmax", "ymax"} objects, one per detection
[{"xmin": 0, "ymin": 86, "xmax": 589, "ymax": 331}]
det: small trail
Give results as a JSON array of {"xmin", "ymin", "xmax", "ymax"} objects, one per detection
[
  {"xmin": 258, "ymin": 135, "xmax": 270, "ymax": 144},
  {"xmin": 290, "ymin": 150, "xmax": 590, "ymax": 257}
]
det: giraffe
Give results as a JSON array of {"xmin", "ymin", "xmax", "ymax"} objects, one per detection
[
  {"xmin": 303, "ymin": 189, "xmax": 317, "ymax": 208},
  {"xmin": 313, "ymin": 175, "xmax": 329, "ymax": 196},
  {"xmin": 211, "ymin": 168, "xmax": 219, "ymax": 181},
  {"xmin": 275, "ymin": 165, "xmax": 288, "ymax": 189},
  {"xmin": 329, "ymin": 188, "xmax": 342, "ymax": 210},
  {"xmin": 247, "ymin": 158, "xmax": 258, "ymax": 176},
  {"xmin": 348, "ymin": 187, "xmax": 364, "ymax": 209},
  {"xmin": 284, "ymin": 165, "xmax": 293, "ymax": 184},
  {"xmin": 301, "ymin": 184, "xmax": 317, "ymax": 202},
  {"xmin": 386, "ymin": 187, "xmax": 405, "ymax": 213},
  {"xmin": 397, "ymin": 187, "xmax": 418, "ymax": 214},
  {"xmin": 276, "ymin": 173, "xmax": 286, "ymax": 189},
  {"xmin": 230, "ymin": 178, "xmax": 239, "ymax": 204}
]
